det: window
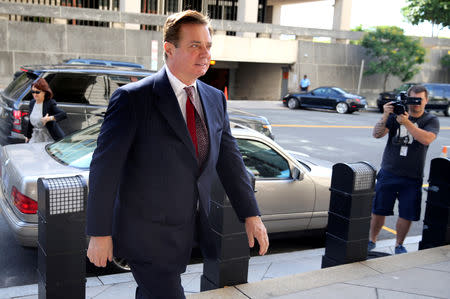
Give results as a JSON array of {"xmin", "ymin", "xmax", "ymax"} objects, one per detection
[
  {"xmin": 237, "ymin": 139, "xmax": 290, "ymax": 179},
  {"xmin": 3, "ymin": 72, "xmax": 36, "ymax": 100}
]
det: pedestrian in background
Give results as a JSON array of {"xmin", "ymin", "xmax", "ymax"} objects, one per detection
[
  {"xmin": 300, "ymin": 74, "xmax": 310, "ymax": 91},
  {"xmin": 25, "ymin": 78, "xmax": 66, "ymax": 143}
]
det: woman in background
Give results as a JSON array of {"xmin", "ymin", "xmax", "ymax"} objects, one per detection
[{"xmin": 25, "ymin": 78, "xmax": 67, "ymax": 143}]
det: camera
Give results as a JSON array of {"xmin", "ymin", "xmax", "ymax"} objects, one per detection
[{"xmin": 391, "ymin": 91, "xmax": 422, "ymax": 115}]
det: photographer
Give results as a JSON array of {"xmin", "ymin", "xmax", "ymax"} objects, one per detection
[{"xmin": 368, "ymin": 85, "xmax": 440, "ymax": 254}]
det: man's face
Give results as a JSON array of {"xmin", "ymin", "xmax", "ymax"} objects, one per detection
[
  {"xmin": 408, "ymin": 91, "xmax": 428, "ymax": 115},
  {"xmin": 165, "ymin": 23, "xmax": 212, "ymax": 85}
]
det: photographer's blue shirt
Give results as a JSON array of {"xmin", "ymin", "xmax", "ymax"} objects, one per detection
[{"xmin": 381, "ymin": 112, "xmax": 440, "ymax": 179}]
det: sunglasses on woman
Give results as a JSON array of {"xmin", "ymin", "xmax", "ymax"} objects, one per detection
[{"xmin": 31, "ymin": 90, "xmax": 41, "ymax": 94}]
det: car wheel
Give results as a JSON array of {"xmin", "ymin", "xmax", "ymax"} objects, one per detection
[
  {"xmin": 445, "ymin": 105, "xmax": 450, "ymax": 117},
  {"xmin": 336, "ymin": 102, "xmax": 349, "ymax": 114},
  {"xmin": 112, "ymin": 256, "xmax": 130, "ymax": 271},
  {"xmin": 287, "ymin": 98, "xmax": 299, "ymax": 109}
]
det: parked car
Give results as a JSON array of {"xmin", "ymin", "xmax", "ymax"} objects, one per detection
[
  {"xmin": 228, "ymin": 108, "xmax": 274, "ymax": 139},
  {"xmin": 0, "ymin": 64, "xmax": 273, "ymax": 145},
  {"xmin": 0, "ymin": 122, "xmax": 331, "ymax": 269},
  {"xmin": 377, "ymin": 83, "xmax": 450, "ymax": 116},
  {"xmin": 64, "ymin": 58, "xmax": 146, "ymax": 69},
  {"xmin": 282, "ymin": 87, "xmax": 367, "ymax": 114}
]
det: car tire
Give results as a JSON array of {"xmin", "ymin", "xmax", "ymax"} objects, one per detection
[
  {"xmin": 336, "ymin": 102, "xmax": 349, "ymax": 114},
  {"xmin": 445, "ymin": 105, "xmax": 449, "ymax": 117},
  {"xmin": 287, "ymin": 98, "xmax": 299, "ymax": 109},
  {"xmin": 112, "ymin": 256, "xmax": 131, "ymax": 271}
]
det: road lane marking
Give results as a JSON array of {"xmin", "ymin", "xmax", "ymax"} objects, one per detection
[
  {"xmin": 382, "ymin": 226, "xmax": 397, "ymax": 235},
  {"xmin": 272, "ymin": 125, "xmax": 450, "ymax": 129}
]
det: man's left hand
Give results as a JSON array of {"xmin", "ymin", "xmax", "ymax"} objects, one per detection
[
  {"xmin": 396, "ymin": 112, "xmax": 409, "ymax": 125},
  {"xmin": 245, "ymin": 216, "xmax": 269, "ymax": 255}
]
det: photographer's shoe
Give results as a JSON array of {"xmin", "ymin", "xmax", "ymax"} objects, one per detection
[
  {"xmin": 368, "ymin": 241, "xmax": 376, "ymax": 251},
  {"xmin": 395, "ymin": 245, "xmax": 407, "ymax": 254}
]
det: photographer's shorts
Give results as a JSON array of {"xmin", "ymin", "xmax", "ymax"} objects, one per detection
[{"xmin": 372, "ymin": 169, "xmax": 422, "ymax": 221}]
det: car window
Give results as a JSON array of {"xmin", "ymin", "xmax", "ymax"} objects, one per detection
[
  {"xmin": 314, "ymin": 88, "xmax": 325, "ymax": 95},
  {"xmin": 85, "ymin": 76, "xmax": 109, "ymax": 106},
  {"xmin": 109, "ymin": 75, "xmax": 146, "ymax": 94},
  {"xmin": 46, "ymin": 123, "xmax": 101, "ymax": 169},
  {"xmin": 426, "ymin": 85, "xmax": 444, "ymax": 99},
  {"xmin": 3, "ymin": 72, "xmax": 37, "ymax": 99},
  {"xmin": 44, "ymin": 73, "xmax": 107, "ymax": 105},
  {"xmin": 237, "ymin": 138, "xmax": 290, "ymax": 179}
]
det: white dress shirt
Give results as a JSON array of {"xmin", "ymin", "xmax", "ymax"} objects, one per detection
[{"xmin": 165, "ymin": 65, "xmax": 205, "ymax": 123}]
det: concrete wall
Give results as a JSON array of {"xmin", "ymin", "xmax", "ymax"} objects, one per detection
[
  {"xmin": 0, "ymin": 20, "xmax": 164, "ymax": 88},
  {"xmin": 234, "ymin": 62, "xmax": 283, "ymax": 100},
  {"xmin": 0, "ymin": 2, "xmax": 449, "ymax": 105}
]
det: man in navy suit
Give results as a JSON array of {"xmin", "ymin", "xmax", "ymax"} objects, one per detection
[{"xmin": 86, "ymin": 10, "xmax": 269, "ymax": 299}]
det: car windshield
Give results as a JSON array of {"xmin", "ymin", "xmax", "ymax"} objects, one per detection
[
  {"xmin": 331, "ymin": 87, "xmax": 347, "ymax": 94},
  {"xmin": 46, "ymin": 123, "xmax": 102, "ymax": 169},
  {"xmin": 2, "ymin": 72, "xmax": 37, "ymax": 99}
]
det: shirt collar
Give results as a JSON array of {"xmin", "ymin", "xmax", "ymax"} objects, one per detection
[{"xmin": 165, "ymin": 65, "xmax": 197, "ymax": 95}]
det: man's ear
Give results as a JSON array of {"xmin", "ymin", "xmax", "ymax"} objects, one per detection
[{"xmin": 164, "ymin": 42, "xmax": 174, "ymax": 58}]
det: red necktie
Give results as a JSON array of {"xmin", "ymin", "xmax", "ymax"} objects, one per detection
[{"xmin": 184, "ymin": 86, "xmax": 209, "ymax": 166}]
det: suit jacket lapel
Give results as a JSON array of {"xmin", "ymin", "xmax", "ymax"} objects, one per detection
[{"xmin": 152, "ymin": 69, "xmax": 197, "ymax": 160}]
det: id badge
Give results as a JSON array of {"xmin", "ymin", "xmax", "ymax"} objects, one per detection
[{"xmin": 400, "ymin": 146, "xmax": 408, "ymax": 156}]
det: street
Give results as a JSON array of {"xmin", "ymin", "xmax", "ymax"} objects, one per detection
[{"xmin": 1, "ymin": 100, "xmax": 449, "ymax": 288}]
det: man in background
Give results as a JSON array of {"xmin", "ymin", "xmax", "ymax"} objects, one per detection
[
  {"xmin": 369, "ymin": 85, "xmax": 439, "ymax": 254},
  {"xmin": 300, "ymin": 74, "xmax": 310, "ymax": 91}
]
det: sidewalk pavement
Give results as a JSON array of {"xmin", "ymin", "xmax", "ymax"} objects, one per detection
[{"xmin": 1, "ymin": 235, "xmax": 449, "ymax": 299}]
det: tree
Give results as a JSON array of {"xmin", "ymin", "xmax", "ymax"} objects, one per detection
[
  {"xmin": 402, "ymin": 0, "xmax": 450, "ymax": 37},
  {"xmin": 361, "ymin": 26, "xmax": 426, "ymax": 92}
]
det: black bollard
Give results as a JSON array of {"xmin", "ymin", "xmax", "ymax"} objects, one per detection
[
  {"xmin": 322, "ymin": 162, "xmax": 376, "ymax": 268},
  {"xmin": 419, "ymin": 157, "xmax": 450, "ymax": 250},
  {"xmin": 37, "ymin": 176, "xmax": 87, "ymax": 299},
  {"xmin": 200, "ymin": 171, "xmax": 255, "ymax": 291}
]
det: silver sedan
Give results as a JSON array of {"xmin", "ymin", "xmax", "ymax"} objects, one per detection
[{"xmin": 0, "ymin": 122, "xmax": 331, "ymax": 268}]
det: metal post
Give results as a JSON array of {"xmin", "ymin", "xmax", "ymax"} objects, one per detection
[
  {"xmin": 322, "ymin": 162, "xmax": 376, "ymax": 268},
  {"xmin": 37, "ymin": 176, "xmax": 87, "ymax": 299},
  {"xmin": 200, "ymin": 171, "xmax": 255, "ymax": 291},
  {"xmin": 419, "ymin": 157, "xmax": 450, "ymax": 250}
]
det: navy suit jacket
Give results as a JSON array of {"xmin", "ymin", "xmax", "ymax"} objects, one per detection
[{"xmin": 86, "ymin": 68, "xmax": 260, "ymax": 272}]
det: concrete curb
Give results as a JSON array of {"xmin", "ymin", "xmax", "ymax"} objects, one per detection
[{"xmin": 187, "ymin": 245, "xmax": 450, "ymax": 299}]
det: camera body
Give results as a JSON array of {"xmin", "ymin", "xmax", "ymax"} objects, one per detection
[{"xmin": 391, "ymin": 91, "xmax": 422, "ymax": 115}]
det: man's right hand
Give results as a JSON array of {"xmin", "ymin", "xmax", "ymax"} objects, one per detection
[
  {"xmin": 87, "ymin": 236, "xmax": 113, "ymax": 267},
  {"xmin": 383, "ymin": 101, "xmax": 394, "ymax": 117}
]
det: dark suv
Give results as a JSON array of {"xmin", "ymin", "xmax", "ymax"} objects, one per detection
[
  {"xmin": 377, "ymin": 83, "xmax": 450, "ymax": 116},
  {"xmin": 0, "ymin": 64, "xmax": 274, "ymax": 145},
  {"xmin": 0, "ymin": 64, "xmax": 155, "ymax": 145}
]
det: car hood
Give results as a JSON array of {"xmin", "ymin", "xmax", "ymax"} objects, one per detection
[
  {"xmin": 228, "ymin": 108, "xmax": 269, "ymax": 123},
  {"xmin": 2, "ymin": 142, "xmax": 82, "ymax": 177},
  {"xmin": 286, "ymin": 150, "xmax": 333, "ymax": 173}
]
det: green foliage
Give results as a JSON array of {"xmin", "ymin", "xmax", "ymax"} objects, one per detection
[
  {"xmin": 442, "ymin": 54, "xmax": 450, "ymax": 67},
  {"xmin": 361, "ymin": 26, "xmax": 426, "ymax": 91},
  {"xmin": 402, "ymin": 0, "xmax": 450, "ymax": 28},
  {"xmin": 350, "ymin": 25, "xmax": 367, "ymax": 45}
]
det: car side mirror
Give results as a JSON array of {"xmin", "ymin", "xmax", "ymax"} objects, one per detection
[{"xmin": 292, "ymin": 167, "xmax": 303, "ymax": 181}]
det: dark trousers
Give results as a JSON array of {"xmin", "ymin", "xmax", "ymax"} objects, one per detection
[
  {"xmin": 127, "ymin": 208, "xmax": 211, "ymax": 299},
  {"xmin": 128, "ymin": 260, "xmax": 186, "ymax": 299}
]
